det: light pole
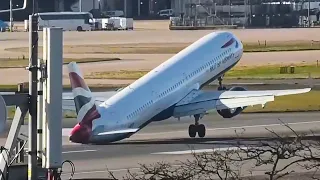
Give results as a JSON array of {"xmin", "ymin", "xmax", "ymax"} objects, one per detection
[
  {"xmin": 308, "ymin": 0, "xmax": 310, "ymax": 27},
  {"xmin": 28, "ymin": 0, "xmax": 39, "ymax": 178},
  {"xmin": 9, "ymin": 0, "xmax": 12, "ymax": 32},
  {"xmin": 79, "ymin": 0, "xmax": 82, "ymax": 12}
]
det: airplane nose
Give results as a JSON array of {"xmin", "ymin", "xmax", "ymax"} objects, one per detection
[{"xmin": 69, "ymin": 123, "xmax": 91, "ymax": 144}]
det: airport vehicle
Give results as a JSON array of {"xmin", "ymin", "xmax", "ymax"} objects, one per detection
[
  {"xmin": 0, "ymin": 20, "xmax": 8, "ymax": 32},
  {"xmin": 63, "ymin": 31, "xmax": 311, "ymax": 144},
  {"xmin": 36, "ymin": 12, "xmax": 94, "ymax": 31},
  {"xmin": 158, "ymin": 9, "xmax": 174, "ymax": 18},
  {"xmin": 104, "ymin": 10, "xmax": 125, "ymax": 17}
]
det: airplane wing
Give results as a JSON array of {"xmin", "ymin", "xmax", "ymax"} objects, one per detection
[{"xmin": 173, "ymin": 88, "xmax": 311, "ymax": 118}]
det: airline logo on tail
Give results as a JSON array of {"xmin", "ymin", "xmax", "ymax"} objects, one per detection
[{"xmin": 68, "ymin": 62, "xmax": 101, "ymax": 143}]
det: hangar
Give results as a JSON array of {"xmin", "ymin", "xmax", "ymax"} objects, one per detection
[{"xmin": 55, "ymin": 0, "xmax": 190, "ymax": 18}]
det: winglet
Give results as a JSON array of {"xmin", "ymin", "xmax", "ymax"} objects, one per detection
[{"xmin": 273, "ymin": 88, "xmax": 311, "ymax": 96}]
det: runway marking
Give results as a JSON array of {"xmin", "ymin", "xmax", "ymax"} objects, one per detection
[
  {"xmin": 61, "ymin": 167, "xmax": 142, "ymax": 176},
  {"xmin": 151, "ymin": 147, "xmax": 249, "ymax": 155},
  {"xmin": 62, "ymin": 150, "xmax": 97, "ymax": 154},
  {"xmin": 136, "ymin": 120, "xmax": 320, "ymax": 136},
  {"xmin": 62, "ymin": 165, "xmax": 184, "ymax": 176},
  {"xmin": 23, "ymin": 149, "xmax": 97, "ymax": 154}
]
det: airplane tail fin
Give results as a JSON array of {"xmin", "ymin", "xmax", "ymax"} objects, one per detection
[{"xmin": 67, "ymin": 62, "xmax": 101, "ymax": 124}]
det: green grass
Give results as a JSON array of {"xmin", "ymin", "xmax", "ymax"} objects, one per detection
[
  {"xmin": 87, "ymin": 70, "xmax": 148, "ymax": 80},
  {"xmin": 4, "ymin": 40, "xmax": 320, "ymax": 54},
  {"xmin": 85, "ymin": 64, "xmax": 320, "ymax": 80},
  {"xmin": 6, "ymin": 90, "xmax": 320, "ymax": 120},
  {"xmin": 225, "ymin": 64, "xmax": 320, "ymax": 79},
  {"xmin": 6, "ymin": 107, "xmax": 77, "ymax": 120},
  {"xmin": 243, "ymin": 90, "xmax": 320, "ymax": 113},
  {"xmin": 0, "ymin": 57, "xmax": 121, "ymax": 68},
  {"xmin": 0, "ymin": 83, "xmax": 126, "ymax": 92}
]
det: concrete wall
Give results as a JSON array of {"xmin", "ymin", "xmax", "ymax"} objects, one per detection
[
  {"xmin": 70, "ymin": 0, "xmax": 100, "ymax": 12},
  {"xmin": 54, "ymin": 0, "xmax": 65, "ymax": 12}
]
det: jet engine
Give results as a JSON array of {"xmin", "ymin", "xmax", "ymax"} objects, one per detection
[{"xmin": 217, "ymin": 86, "xmax": 248, "ymax": 118}]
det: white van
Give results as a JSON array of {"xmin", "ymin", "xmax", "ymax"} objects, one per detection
[
  {"xmin": 104, "ymin": 10, "xmax": 124, "ymax": 17},
  {"xmin": 158, "ymin": 9, "xmax": 174, "ymax": 18},
  {"xmin": 36, "ymin": 12, "xmax": 94, "ymax": 31}
]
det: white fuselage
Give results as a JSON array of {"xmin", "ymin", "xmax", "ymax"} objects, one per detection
[{"xmin": 90, "ymin": 31, "xmax": 243, "ymax": 143}]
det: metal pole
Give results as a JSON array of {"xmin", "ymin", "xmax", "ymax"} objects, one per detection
[
  {"xmin": 79, "ymin": 0, "xmax": 82, "ymax": 12},
  {"xmin": 229, "ymin": 0, "xmax": 232, "ymax": 24},
  {"xmin": 244, "ymin": 0, "xmax": 247, "ymax": 27},
  {"xmin": 28, "ymin": 0, "xmax": 39, "ymax": 179},
  {"xmin": 138, "ymin": 0, "xmax": 141, "ymax": 16},
  {"xmin": 124, "ymin": 0, "xmax": 127, "ymax": 17},
  {"xmin": 17, "ymin": 83, "xmax": 25, "ymax": 164},
  {"xmin": 308, "ymin": 0, "xmax": 310, "ymax": 27},
  {"xmin": 37, "ymin": 58, "xmax": 43, "ymax": 167},
  {"xmin": 9, "ymin": 0, "xmax": 12, "ymax": 32},
  {"xmin": 28, "ymin": 15, "xmax": 38, "ymax": 180}
]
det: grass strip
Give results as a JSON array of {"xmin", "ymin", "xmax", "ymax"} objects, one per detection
[
  {"xmin": 0, "ymin": 57, "xmax": 121, "ymax": 68},
  {"xmin": 243, "ymin": 90, "xmax": 320, "ymax": 113},
  {"xmin": 4, "ymin": 40, "xmax": 320, "ymax": 54},
  {"xmin": 6, "ymin": 90, "xmax": 319, "ymax": 120},
  {"xmin": 0, "ymin": 83, "xmax": 125, "ymax": 92},
  {"xmin": 85, "ymin": 64, "xmax": 320, "ymax": 80}
]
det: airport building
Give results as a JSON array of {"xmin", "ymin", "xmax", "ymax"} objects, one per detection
[
  {"xmin": 0, "ymin": 0, "xmax": 317, "ymax": 27},
  {"xmin": 58, "ymin": 0, "xmax": 319, "ymax": 27}
]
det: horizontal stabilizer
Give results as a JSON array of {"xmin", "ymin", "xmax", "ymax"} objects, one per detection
[
  {"xmin": 96, "ymin": 128, "xmax": 139, "ymax": 136},
  {"xmin": 62, "ymin": 128, "xmax": 139, "ymax": 137}
]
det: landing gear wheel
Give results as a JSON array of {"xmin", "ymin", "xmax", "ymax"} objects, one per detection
[
  {"xmin": 197, "ymin": 124, "xmax": 206, "ymax": 138},
  {"xmin": 188, "ymin": 124, "xmax": 196, "ymax": 138},
  {"xmin": 188, "ymin": 114, "xmax": 206, "ymax": 138}
]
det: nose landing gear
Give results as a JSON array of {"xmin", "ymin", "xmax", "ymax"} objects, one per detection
[
  {"xmin": 218, "ymin": 76, "xmax": 227, "ymax": 91},
  {"xmin": 188, "ymin": 114, "xmax": 206, "ymax": 138}
]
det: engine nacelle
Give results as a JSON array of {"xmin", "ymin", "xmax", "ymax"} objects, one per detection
[{"xmin": 217, "ymin": 86, "xmax": 248, "ymax": 118}]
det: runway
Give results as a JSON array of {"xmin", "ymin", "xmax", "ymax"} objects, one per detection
[{"xmin": 52, "ymin": 112, "xmax": 320, "ymax": 179}]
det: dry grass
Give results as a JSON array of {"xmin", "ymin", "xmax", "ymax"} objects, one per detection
[
  {"xmin": 6, "ymin": 90, "xmax": 319, "ymax": 119},
  {"xmin": 243, "ymin": 90, "xmax": 320, "ymax": 113},
  {"xmin": 4, "ymin": 40, "xmax": 320, "ymax": 55},
  {"xmin": 85, "ymin": 64, "xmax": 320, "ymax": 80},
  {"xmin": 0, "ymin": 57, "xmax": 121, "ymax": 68}
]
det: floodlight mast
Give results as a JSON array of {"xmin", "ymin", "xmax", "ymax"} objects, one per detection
[{"xmin": 27, "ymin": 0, "xmax": 39, "ymax": 179}]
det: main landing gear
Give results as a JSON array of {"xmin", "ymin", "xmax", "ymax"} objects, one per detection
[{"xmin": 188, "ymin": 114, "xmax": 206, "ymax": 138}]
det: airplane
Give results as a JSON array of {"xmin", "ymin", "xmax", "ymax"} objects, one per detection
[{"xmin": 62, "ymin": 31, "xmax": 311, "ymax": 144}]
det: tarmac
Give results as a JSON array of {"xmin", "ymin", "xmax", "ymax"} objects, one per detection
[
  {"xmin": 55, "ymin": 112, "xmax": 320, "ymax": 179},
  {"xmin": 0, "ymin": 112, "xmax": 318, "ymax": 179}
]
